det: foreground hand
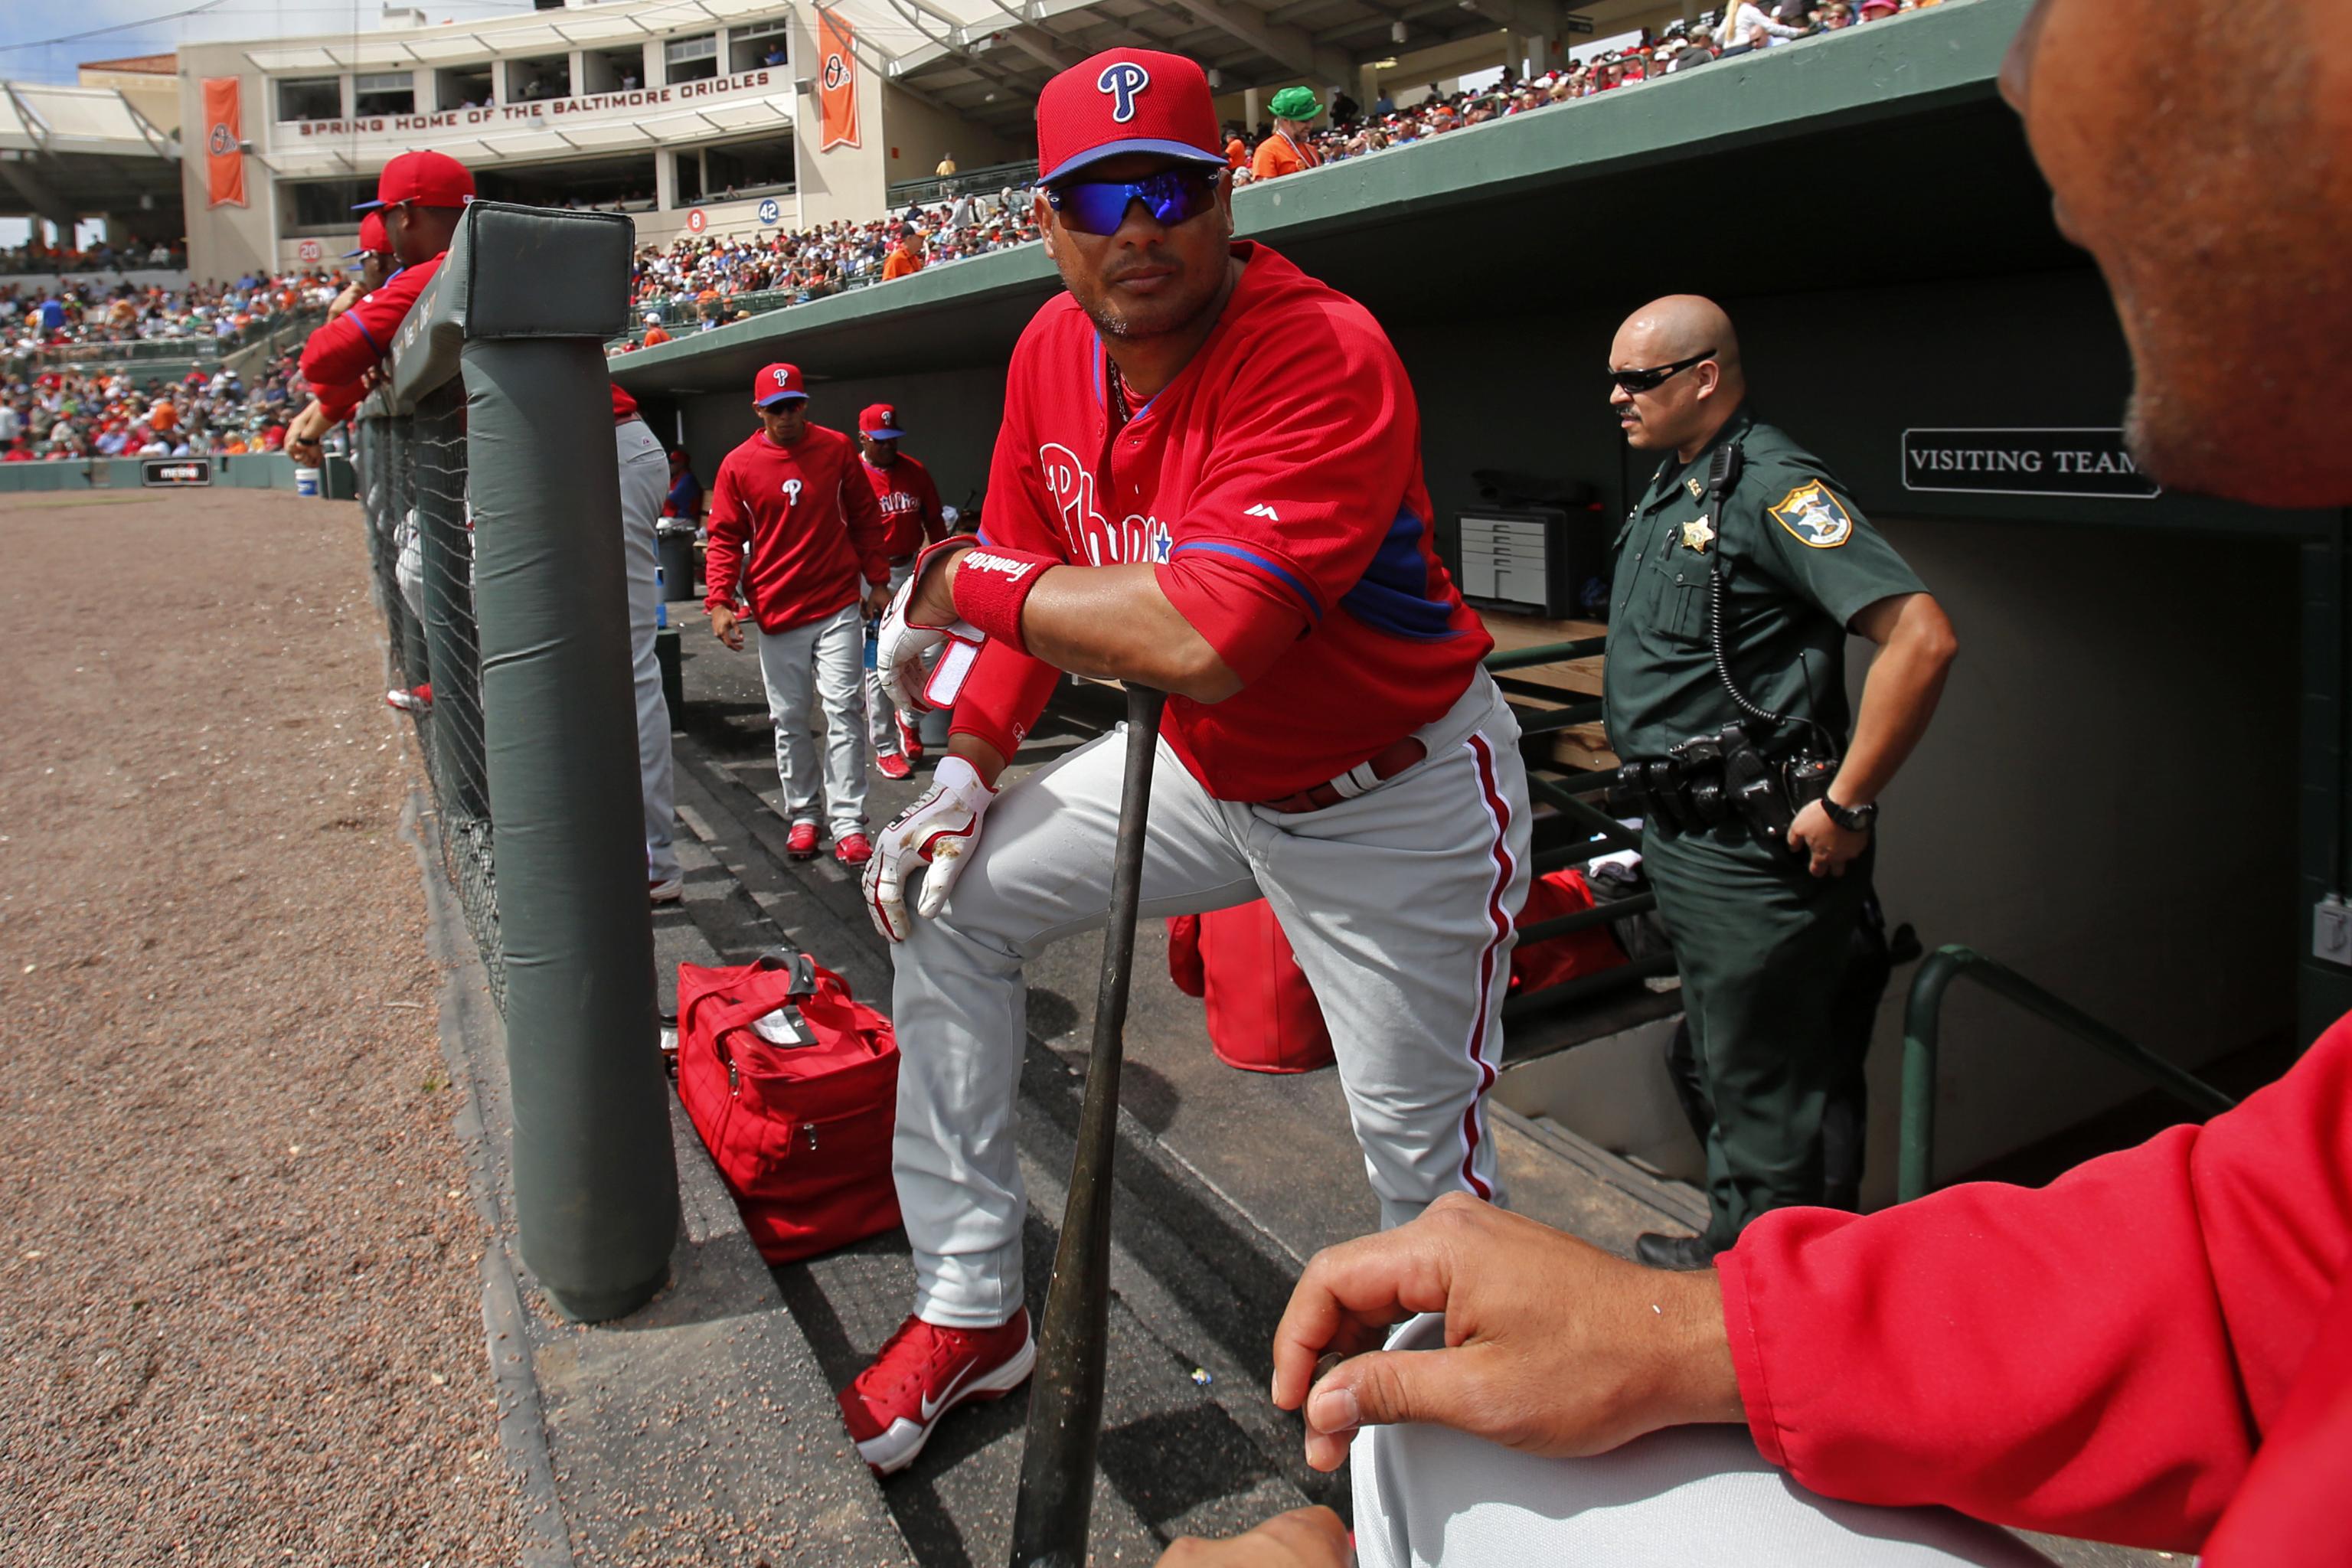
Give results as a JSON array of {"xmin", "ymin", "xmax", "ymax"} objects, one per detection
[
  {"xmin": 861, "ymin": 755, "xmax": 995, "ymax": 942},
  {"xmin": 1786, "ymin": 799, "xmax": 1867, "ymax": 878},
  {"xmin": 326, "ymin": 280, "xmax": 364, "ymax": 319},
  {"xmin": 1271, "ymin": 1194, "xmax": 1743, "ymax": 1473},
  {"xmin": 864, "ymin": 584, "xmax": 893, "ymax": 619},
  {"xmin": 1156, "ymin": 1507, "xmax": 1349, "ymax": 1567},
  {"xmin": 709, "ymin": 604, "xmax": 745, "ymax": 651},
  {"xmin": 285, "ymin": 399, "xmax": 332, "ymax": 467}
]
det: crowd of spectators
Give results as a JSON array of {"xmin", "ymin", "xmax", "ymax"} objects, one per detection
[
  {"xmin": 1235, "ymin": 0, "xmax": 1948, "ymax": 173},
  {"xmin": 618, "ymin": 195, "xmax": 1041, "ymax": 347},
  {"xmin": 2, "ymin": 270, "xmax": 337, "ymax": 361},
  {"xmin": 0, "ymin": 354, "xmax": 315, "ymax": 462},
  {"xmin": 0, "ymin": 240, "xmax": 185, "ymax": 275}
]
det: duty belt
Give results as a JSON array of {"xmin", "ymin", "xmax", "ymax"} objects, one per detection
[{"xmin": 1261, "ymin": 737, "xmax": 1426, "ymax": 815}]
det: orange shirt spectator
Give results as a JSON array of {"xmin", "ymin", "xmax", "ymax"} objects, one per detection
[
  {"xmin": 148, "ymin": 399, "xmax": 178, "ymax": 433},
  {"xmin": 882, "ymin": 244, "xmax": 925, "ymax": 281},
  {"xmin": 642, "ymin": 322, "xmax": 672, "ymax": 347},
  {"xmin": 1225, "ymin": 136, "xmax": 1248, "ymax": 172},
  {"xmin": 1250, "ymin": 130, "xmax": 1321, "ymax": 181}
]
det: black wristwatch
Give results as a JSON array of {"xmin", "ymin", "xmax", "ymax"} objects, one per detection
[{"xmin": 1823, "ymin": 795, "xmax": 1877, "ymax": 834}]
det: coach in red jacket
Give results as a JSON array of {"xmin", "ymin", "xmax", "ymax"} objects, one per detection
[
  {"xmin": 705, "ymin": 364, "xmax": 891, "ymax": 866},
  {"xmin": 1165, "ymin": 0, "xmax": 2352, "ymax": 1563},
  {"xmin": 855, "ymin": 401, "xmax": 949, "ymax": 779}
]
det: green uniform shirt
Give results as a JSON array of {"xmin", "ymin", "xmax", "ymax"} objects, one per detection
[{"xmin": 1601, "ymin": 409, "xmax": 1924, "ymax": 763}]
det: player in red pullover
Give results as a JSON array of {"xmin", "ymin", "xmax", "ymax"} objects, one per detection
[
  {"xmin": 854, "ymin": 402, "xmax": 949, "ymax": 780},
  {"xmin": 704, "ymin": 365, "xmax": 892, "ymax": 865}
]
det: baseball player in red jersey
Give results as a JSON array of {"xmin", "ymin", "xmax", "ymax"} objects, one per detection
[
  {"xmin": 840, "ymin": 47, "xmax": 1532, "ymax": 1475},
  {"xmin": 856, "ymin": 402, "xmax": 950, "ymax": 780},
  {"xmin": 705, "ymin": 365, "xmax": 893, "ymax": 865}
]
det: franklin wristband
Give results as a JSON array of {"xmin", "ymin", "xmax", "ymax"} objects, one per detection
[{"xmin": 949, "ymin": 546, "xmax": 1058, "ymax": 654}]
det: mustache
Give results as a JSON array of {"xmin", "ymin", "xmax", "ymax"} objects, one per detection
[{"xmin": 1102, "ymin": 251, "xmax": 1178, "ymax": 285}]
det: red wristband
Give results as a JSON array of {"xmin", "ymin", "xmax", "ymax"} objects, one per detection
[{"xmin": 949, "ymin": 546, "xmax": 1058, "ymax": 655}]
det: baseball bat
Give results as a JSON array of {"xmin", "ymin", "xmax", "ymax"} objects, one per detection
[{"xmin": 1008, "ymin": 681, "xmax": 1168, "ymax": 1567}]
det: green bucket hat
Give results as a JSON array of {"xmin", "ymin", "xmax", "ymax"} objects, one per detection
[{"xmin": 1268, "ymin": 86, "xmax": 1325, "ymax": 122}]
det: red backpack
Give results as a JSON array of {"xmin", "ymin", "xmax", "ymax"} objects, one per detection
[{"xmin": 675, "ymin": 952, "xmax": 902, "ymax": 1264}]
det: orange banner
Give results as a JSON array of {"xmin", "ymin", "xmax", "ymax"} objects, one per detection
[
  {"xmin": 203, "ymin": 77, "xmax": 246, "ymax": 209},
  {"xmin": 817, "ymin": 10, "xmax": 860, "ymax": 152}
]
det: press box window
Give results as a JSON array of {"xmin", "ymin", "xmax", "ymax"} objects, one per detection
[
  {"xmin": 729, "ymin": 21, "xmax": 789, "ymax": 74},
  {"xmin": 277, "ymin": 77, "xmax": 342, "ymax": 122},
  {"xmin": 665, "ymin": 33, "xmax": 717, "ymax": 84},
  {"xmin": 354, "ymin": 72, "xmax": 415, "ymax": 116}
]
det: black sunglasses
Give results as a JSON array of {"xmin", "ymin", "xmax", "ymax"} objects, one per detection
[
  {"xmin": 1612, "ymin": 349, "xmax": 1717, "ymax": 394},
  {"xmin": 1044, "ymin": 167, "xmax": 1222, "ymax": 237}
]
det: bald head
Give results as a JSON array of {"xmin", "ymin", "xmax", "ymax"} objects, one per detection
[{"xmin": 1610, "ymin": 296, "xmax": 1745, "ymax": 459}]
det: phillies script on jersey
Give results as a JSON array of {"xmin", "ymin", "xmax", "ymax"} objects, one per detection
[
  {"xmin": 968, "ymin": 242, "xmax": 1491, "ymax": 800},
  {"xmin": 861, "ymin": 452, "xmax": 947, "ymax": 558},
  {"xmin": 706, "ymin": 423, "xmax": 888, "ymax": 631}
]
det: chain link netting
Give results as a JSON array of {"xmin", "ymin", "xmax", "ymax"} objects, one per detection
[{"xmin": 359, "ymin": 390, "xmax": 505, "ymax": 1008}]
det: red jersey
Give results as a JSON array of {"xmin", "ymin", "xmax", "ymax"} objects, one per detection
[
  {"xmin": 705, "ymin": 422, "xmax": 888, "ymax": 632},
  {"xmin": 967, "ymin": 242, "xmax": 1489, "ymax": 801},
  {"xmin": 299, "ymin": 255, "xmax": 444, "ymax": 413},
  {"xmin": 611, "ymin": 382, "xmax": 639, "ymax": 423},
  {"xmin": 1720, "ymin": 1012, "xmax": 2352, "ymax": 1563},
  {"xmin": 861, "ymin": 452, "xmax": 947, "ymax": 559}
]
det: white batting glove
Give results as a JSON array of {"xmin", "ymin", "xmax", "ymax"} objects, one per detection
[
  {"xmin": 862, "ymin": 755, "xmax": 996, "ymax": 943},
  {"xmin": 877, "ymin": 540, "xmax": 981, "ymax": 717}
]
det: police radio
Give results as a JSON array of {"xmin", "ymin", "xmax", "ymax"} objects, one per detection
[{"xmin": 1607, "ymin": 439, "xmax": 1842, "ymax": 848}]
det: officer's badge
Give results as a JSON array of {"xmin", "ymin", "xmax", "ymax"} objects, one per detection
[
  {"xmin": 1768, "ymin": 481, "xmax": 1854, "ymax": 548},
  {"xmin": 1680, "ymin": 514, "xmax": 1715, "ymax": 553},
  {"xmin": 1685, "ymin": 475, "xmax": 1706, "ymax": 502}
]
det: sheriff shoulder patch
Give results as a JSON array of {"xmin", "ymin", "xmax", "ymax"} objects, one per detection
[{"xmin": 1768, "ymin": 480, "xmax": 1855, "ymax": 548}]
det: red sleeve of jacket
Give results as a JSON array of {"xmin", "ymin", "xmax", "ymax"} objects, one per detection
[
  {"xmin": 313, "ymin": 379, "xmax": 371, "ymax": 424},
  {"xmin": 836, "ymin": 430, "xmax": 889, "ymax": 586},
  {"xmin": 1718, "ymin": 1014, "xmax": 2352, "ymax": 1554},
  {"xmin": 704, "ymin": 449, "xmax": 748, "ymax": 613},
  {"xmin": 299, "ymin": 256, "xmax": 441, "ymax": 390}
]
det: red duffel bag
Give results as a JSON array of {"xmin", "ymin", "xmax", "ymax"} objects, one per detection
[{"xmin": 675, "ymin": 950, "xmax": 902, "ymax": 1264}]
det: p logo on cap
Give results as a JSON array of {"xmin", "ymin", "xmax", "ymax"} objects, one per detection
[
  {"xmin": 753, "ymin": 362, "xmax": 808, "ymax": 406},
  {"xmin": 1098, "ymin": 60, "xmax": 1150, "ymax": 122}
]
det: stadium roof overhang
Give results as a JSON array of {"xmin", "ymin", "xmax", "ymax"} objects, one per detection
[
  {"xmin": 238, "ymin": 0, "xmax": 1663, "ymax": 137},
  {"xmin": 0, "ymin": 83, "xmax": 180, "ymax": 225}
]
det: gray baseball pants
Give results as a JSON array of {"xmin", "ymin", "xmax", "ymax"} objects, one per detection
[
  {"xmin": 615, "ymin": 416, "xmax": 678, "ymax": 887},
  {"xmin": 752, "ymin": 602, "xmax": 869, "ymax": 839},
  {"xmin": 892, "ymin": 672, "xmax": 1532, "ymax": 1328}
]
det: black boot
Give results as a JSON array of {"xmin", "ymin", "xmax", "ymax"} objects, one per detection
[{"xmin": 1635, "ymin": 1232, "xmax": 1723, "ymax": 1271}]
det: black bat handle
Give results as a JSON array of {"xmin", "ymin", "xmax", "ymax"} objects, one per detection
[{"xmin": 1008, "ymin": 682, "xmax": 1168, "ymax": 1566}]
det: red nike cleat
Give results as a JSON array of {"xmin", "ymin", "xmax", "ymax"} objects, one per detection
[
  {"xmin": 786, "ymin": 822, "xmax": 820, "ymax": 859},
  {"xmin": 897, "ymin": 711, "xmax": 924, "ymax": 761},
  {"xmin": 874, "ymin": 751, "xmax": 913, "ymax": 781},
  {"xmin": 838, "ymin": 1310, "xmax": 1034, "ymax": 1476},
  {"xmin": 384, "ymin": 681, "xmax": 433, "ymax": 714},
  {"xmin": 834, "ymin": 831, "xmax": 873, "ymax": 867}
]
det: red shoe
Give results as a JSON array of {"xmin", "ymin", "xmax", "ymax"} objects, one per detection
[
  {"xmin": 786, "ymin": 822, "xmax": 820, "ymax": 859},
  {"xmin": 874, "ymin": 751, "xmax": 913, "ymax": 782},
  {"xmin": 384, "ymin": 681, "xmax": 433, "ymax": 714},
  {"xmin": 834, "ymin": 831, "xmax": 873, "ymax": 867},
  {"xmin": 896, "ymin": 712, "xmax": 924, "ymax": 760},
  {"xmin": 838, "ymin": 1310, "xmax": 1034, "ymax": 1475}
]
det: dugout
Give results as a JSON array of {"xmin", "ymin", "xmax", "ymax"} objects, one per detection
[{"xmin": 614, "ymin": 0, "xmax": 2350, "ymax": 1204}]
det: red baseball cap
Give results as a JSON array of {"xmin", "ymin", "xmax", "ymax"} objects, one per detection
[
  {"xmin": 858, "ymin": 403, "xmax": 903, "ymax": 438},
  {"xmin": 1036, "ymin": 49, "xmax": 1224, "ymax": 185},
  {"xmin": 343, "ymin": 211, "xmax": 394, "ymax": 260},
  {"xmin": 354, "ymin": 149, "xmax": 476, "ymax": 212},
  {"xmin": 753, "ymin": 363, "xmax": 807, "ymax": 406}
]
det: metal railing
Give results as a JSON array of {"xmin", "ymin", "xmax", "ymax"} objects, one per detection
[
  {"xmin": 6, "ymin": 306, "xmax": 324, "ymax": 377},
  {"xmin": 886, "ymin": 158, "xmax": 1035, "ymax": 209},
  {"xmin": 1896, "ymin": 945, "xmax": 2236, "ymax": 1203}
]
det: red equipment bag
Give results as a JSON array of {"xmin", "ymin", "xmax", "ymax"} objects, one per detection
[
  {"xmin": 675, "ymin": 950, "xmax": 902, "ymax": 1264},
  {"xmin": 1166, "ymin": 901, "xmax": 1337, "ymax": 1074},
  {"xmin": 1508, "ymin": 868, "xmax": 1629, "ymax": 994}
]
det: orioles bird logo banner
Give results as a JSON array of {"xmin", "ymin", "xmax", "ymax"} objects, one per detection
[
  {"xmin": 817, "ymin": 10, "xmax": 860, "ymax": 151},
  {"xmin": 203, "ymin": 77, "xmax": 246, "ymax": 208}
]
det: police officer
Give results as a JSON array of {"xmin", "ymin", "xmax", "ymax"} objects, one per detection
[{"xmin": 1601, "ymin": 295, "xmax": 1957, "ymax": 1269}]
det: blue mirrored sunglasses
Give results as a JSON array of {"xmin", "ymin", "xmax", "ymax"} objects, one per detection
[{"xmin": 1044, "ymin": 167, "xmax": 1222, "ymax": 237}]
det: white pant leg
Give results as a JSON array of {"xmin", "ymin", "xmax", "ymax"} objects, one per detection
[
  {"xmin": 1354, "ymin": 1319, "xmax": 2053, "ymax": 1568},
  {"xmin": 866, "ymin": 560, "xmax": 913, "ymax": 756},
  {"xmin": 753, "ymin": 616, "xmax": 825, "ymax": 826},
  {"xmin": 808, "ymin": 603, "xmax": 870, "ymax": 838},
  {"xmin": 614, "ymin": 418, "xmax": 677, "ymax": 884},
  {"xmin": 890, "ymin": 725, "xmax": 1263, "ymax": 1327},
  {"xmin": 1246, "ymin": 675, "xmax": 1533, "ymax": 1225}
]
